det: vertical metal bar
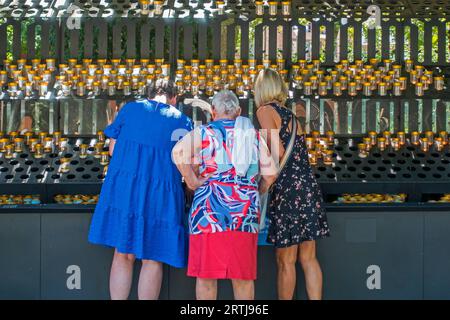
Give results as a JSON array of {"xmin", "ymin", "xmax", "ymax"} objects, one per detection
[
  {"xmin": 126, "ymin": 20, "xmax": 136, "ymax": 59},
  {"xmin": 12, "ymin": 20, "xmax": 21, "ymax": 61},
  {"xmin": 432, "ymin": 99, "xmax": 437, "ymax": 133},
  {"xmin": 112, "ymin": 20, "xmax": 123, "ymax": 59},
  {"xmin": 353, "ymin": 21, "xmax": 362, "ymax": 61},
  {"xmin": 63, "ymin": 101, "xmax": 69, "ymax": 135},
  {"xmin": 410, "ymin": 23, "xmax": 419, "ymax": 63},
  {"xmin": 423, "ymin": 21, "xmax": 433, "ymax": 64},
  {"xmin": 375, "ymin": 101, "xmax": 380, "ymax": 133},
  {"xmin": 0, "ymin": 23, "xmax": 6, "ymax": 61},
  {"xmin": 92, "ymin": 100, "xmax": 98, "ymax": 135},
  {"xmin": 311, "ymin": 20, "xmax": 320, "ymax": 60},
  {"xmin": 212, "ymin": 18, "xmax": 223, "ymax": 61},
  {"xmin": 361, "ymin": 99, "xmax": 367, "ymax": 133},
  {"xmin": 446, "ymin": 101, "xmax": 450, "ymax": 132},
  {"xmin": 27, "ymin": 22, "xmax": 36, "ymax": 59},
  {"xmin": 297, "ymin": 24, "xmax": 306, "ymax": 60},
  {"xmin": 58, "ymin": 18, "xmax": 66, "ymax": 62},
  {"xmin": 255, "ymin": 22, "xmax": 263, "ymax": 61},
  {"xmin": 347, "ymin": 101, "xmax": 352, "ymax": 134},
  {"xmin": 183, "ymin": 22, "xmax": 193, "ymax": 61},
  {"xmin": 381, "ymin": 21, "xmax": 390, "ymax": 60},
  {"xmin": 404, "ymin": 101, "xmax": 410, "ymax": 133},
  {"xmin": 395, "ymin": 22, "xmax": 405, "ymax": 63},
  {"xmin": 435, "ymin": 99, "xmax": 446, "ymax": 132},
  {"xmin": 368, "ymin": 27, "xmax": 376, "ymax": 59},
  {"xmin": 198, "ymin": 22, "xmax": 207, "ymax": 60},
  {"xmin": 227, "ymin": 22, "xmax": 236, "ymax": 61},
  {"xmin": 140, "ymin": 22, "xmax": 150, "ymax": 59},
  {"xmin": 168, "ymin": 20, "xmax": 176, "ymax": 70},
  {"xmin": 41, "ymin": 20, "xmax": 50, "ymax": 59},
  {"xmin": 437, "ymin": 22, "xmax": 447, "ymax": 65},
  {"xmin": 319, "ymin": 99, "xmax": 324, "ymax": 134},
  {"xmin": 282, "ymin": 22, "xmax": 292, "ymax": 66},
  {"xmin": 154, "ymin": 18, "xmax": 164, "ymax": 59},
  {"xmin": 268, "ymin": 22, "xmax": 277, "ymax": 61},
  {"xmin": 305, "ymin": 99, "xmax": 310, "ymax": 133},
  {"xmin": 339, "ymin": 24, "xmax": 348, "ymax": 61},
  {"xmin": 417, "ymin": 99, "xmax": 423, "ymax": 132},
  {"xmin": 97, "ymin": 19, "xmax": 108, "ymax": 59},
  {"xmin": 49, "ymin": 102, "xmax": 54, "ymax": 134},
  {"xmin": 389, "ymin": 101, "xmax": 395, "ymax": 133},
  {"xmin": 325, "ymin": 22, "xmax": 335, "ymax": 64},
  {"xmin": 240, "ymin": 21, "xmax": 249, "ymax": 61},
  {"xmin": 422, "ymin": 98, "xmax": 432, "ymax": 132},
  {"xmin": 70, "ymin": 28, "xmax": 80, "ymax": 59},
  {"xmin": 83, "ymin": 18, "xmax": 94, "ymax": 59}
]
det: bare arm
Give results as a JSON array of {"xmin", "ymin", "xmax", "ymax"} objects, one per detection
[
  {"xmin": 172, "ymin": 128, "xmax": 210, "ymax": 190},
  {"xmin": 109, "ymin": 138, "xmax": 116, "ymax": 156},
  {"xmin": 258, "ymin": 135, "xmax": 278, "ymax": 194},
  {"xmin": 256, "ymin": 105, "xmax": 284, "ymax": 161}
]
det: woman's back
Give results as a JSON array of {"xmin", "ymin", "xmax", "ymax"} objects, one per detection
[
  {"xmin": 106, "ymin": 99, "xmax": 193, "ymax": 182},
  {"xmin": 198, "ymin": 119, "xmax": 260, "ymax": 184}
]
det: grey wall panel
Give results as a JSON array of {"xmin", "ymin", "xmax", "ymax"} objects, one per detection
[
  {"xmin": 424, "ymin": 212, "xmax": 450, "ymax": 299},
  {"xmin": 41, "ymin": 213, "xmax": 112, "ymax": 299},
  {"xmin": 0, "ymin": 214, "xmax": 40, "ymax": 300},
  {"xmin": 168, "ymin": 247, "xmax": 278, "ymax": 300},
  {"xmin": 296, "ymin": 212, "xmax": 423, "ymax": 300},
  {"xmin": 255, "ymin": 247, "xmax": 278, "ymax": 299},
  {"xmin": 40, "ymin": 213, "xmax": 169, "ymax": 300},
  {"xmin": 168, "ymin": 267, "xmax": 196, "ymax": 299}
]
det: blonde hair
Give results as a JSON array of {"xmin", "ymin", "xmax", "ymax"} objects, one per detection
[{"xmin": 254, "ymin": 68, "xmax": 288, "ymax": 107}]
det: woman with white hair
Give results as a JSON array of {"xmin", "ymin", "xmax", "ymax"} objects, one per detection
[{"xmin": 173, "ymin": 90, "xmax": 277, "ymax": 300}]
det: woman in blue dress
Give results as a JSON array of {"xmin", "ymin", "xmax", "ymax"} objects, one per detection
[{"xmin": 88, "ymin": 81, "xmax": 195, "ymax": 300}]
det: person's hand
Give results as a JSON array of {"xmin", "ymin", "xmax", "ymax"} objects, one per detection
[
  {"xmin": 184, "ymin": 98, "xmax": 212, "ymax": 115},
  {"xmin": 186, "ymin": 173, "xmax": 213, "ymax": 191}
]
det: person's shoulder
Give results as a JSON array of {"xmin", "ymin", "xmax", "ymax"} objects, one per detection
[
  {"xmin": 120, "ymin": 99, "xmax": 149, "ymax": 112},
  {"xmin": 256, "ymin": 104, "xmax": 279, "ymax": 120},
  {"xmin": 256, "ymin": 104, "xmax": 275, "ymax": 115}
]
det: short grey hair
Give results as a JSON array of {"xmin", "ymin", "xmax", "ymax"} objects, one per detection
[{"xmin": 211, "ymin": 90, "xmax": 241, "ymax": 116}]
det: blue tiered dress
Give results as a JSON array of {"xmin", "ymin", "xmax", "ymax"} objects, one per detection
[{"xmin": 88, "ymin": 99, "xmax": 193, "ymax": 268}]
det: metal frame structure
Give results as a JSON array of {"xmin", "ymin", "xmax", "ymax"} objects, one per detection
[{"xmin": 0, "ymin": 1, "xmax": 449, "ymax": 66}]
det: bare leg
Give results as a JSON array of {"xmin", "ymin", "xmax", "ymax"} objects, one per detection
[
  {"xmin": 232, "ymin": 279, "xmax": 254, "ymax": 300},
  {"xmin": 276, "ymin": 245, "xmax": 299, "ymax": 300},
  {"xmin": 196, "ymin": 278, "xmax": 218, "ymax": 300},
  {"xmin": 110, "ymin": 250, "xmax": 135, "ymax": 300},
  {"xmin": 298, "ymin": 241, "xmax": 323, "ymax": 300},
  {"xmin": 138, "ymin": 260, "xmax": 163, "ymax": 300}
]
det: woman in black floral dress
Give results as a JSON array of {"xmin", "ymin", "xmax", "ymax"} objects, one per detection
[{"xmin": 255, "ymin": 68, "xmax": 330, "ymax": 300}]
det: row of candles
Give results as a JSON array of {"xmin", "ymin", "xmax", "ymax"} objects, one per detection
[
  {"xmin": 0, "ymin": 194, "xmax": 98, "ymax": 205},
  {"xmin": 0, "ymin": 131, "xmax": 110, "ymax": 168},
  {"xmin": 1, "ymin": 58, "xmax": 170, "ymax": 98},
  {"xmin": 0, "ymin": 194, "xmax": 41, "ymax": 205},
  {"xmin": 0, "ymin": 57, "xmax": 446, "ymax": 99},
  {"xmin": 305, "ymin": 130, "xmax": 450, "ymax": 165},
  {"xmin": 429, "ymin": 194, "xmax": 450, "ymax": 203},
  {"xmin": 358, "ymin": 130, "xmax": 450, "ymax": 157},
  {"xmin": 333, "ymin": 193, "xmax": 407, "ymax": 204},
  {"xmin": 175, "ymin": 57, "xmax": 445, "ymax": 97},
  {"xmin": 290, "ymin": 58, "xmax": 445, "ymax": 97},
  {"xmin": 137, "ymin": 1, "xmax": 294, "ymax": 16},
  {"xmin": 54, "ymin": 194, "xmax": 99, "ymax": 205}
]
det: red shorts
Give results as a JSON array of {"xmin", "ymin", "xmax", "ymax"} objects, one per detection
[{"xmin": 187, "ymin": 231, "xmax": 258, "ymax": 280}]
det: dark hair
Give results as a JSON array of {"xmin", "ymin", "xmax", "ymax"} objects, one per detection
[{"xmin": 149, "ymin": 79, "xmax": 178, "ymax": 100}]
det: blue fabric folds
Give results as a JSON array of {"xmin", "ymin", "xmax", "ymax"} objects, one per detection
[{"xmin": 88, "ymin": 99, "xmax": 193, "ymax": 268}]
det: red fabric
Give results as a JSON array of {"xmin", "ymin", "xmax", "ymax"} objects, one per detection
[{"xmin": 187, "ymin": 231, "xmax": 258, "ymax": 280}]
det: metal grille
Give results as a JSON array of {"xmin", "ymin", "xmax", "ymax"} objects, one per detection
[
  {"xmin": 0, "ymin": 16, "xmax": 449, "ymax": 66},
  {"xmin": 1, "ymin": 1, "xmax": 450, "ymax": 18}
]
